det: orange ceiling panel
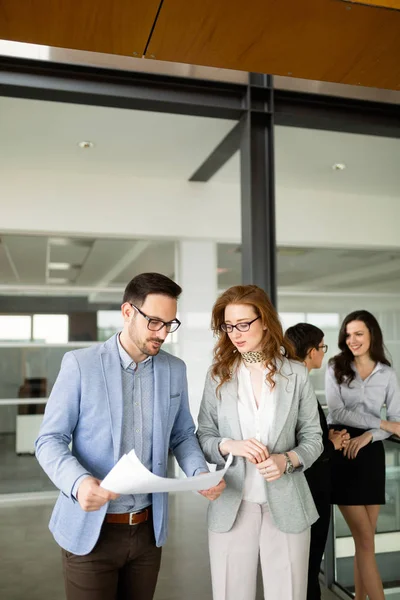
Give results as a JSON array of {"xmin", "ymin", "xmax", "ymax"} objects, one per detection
[
  {"xmin": 1, "ymin": 0, "xmax": 400, "ymax": 91},
  {"xmin": 0, "ymin": 0, "xmax": 161, "ymax": 57},
  {"xmin": 146, "ymin": 0, "xmax": 400, "ymax": 90}
]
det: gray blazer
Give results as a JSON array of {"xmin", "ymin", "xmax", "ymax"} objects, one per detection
[{"xmin": 197, "ymin": 358, "xmax": 323, "ymax": 534}]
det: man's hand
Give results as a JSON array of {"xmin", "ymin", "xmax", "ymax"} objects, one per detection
[
  {"xmin": 329, "ymin": 428, "xmax": 350, "ymax": 451},
  {"xmin": 77, "ymin": 476, "xmax": 119, "ymax": 512},
  {"xmin": 343, "ymin": 432, "xmax": 373, "ymax": 460},
  {"xmin": 220, "ymin": 439, "xmax": 269, "ymax": 464},
  {"xmin": 198, "ymin": 478, "xmax": 226, "ymax": 501}
]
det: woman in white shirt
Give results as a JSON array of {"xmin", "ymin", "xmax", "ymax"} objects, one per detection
[
  {"xmin": 326, "ymin": 310, "xmax": 400, "ymax": 600},
  {"xmin": 197, "ymin": 285, "xmax": 323, "ymax": 600}
]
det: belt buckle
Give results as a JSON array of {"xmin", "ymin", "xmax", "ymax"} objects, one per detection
[
  {"xmin": 129, "ymin": 508, "xmax": 148, "ymax": 526},
  {"xmin": 129, "ymin": 512, "xmax": 139, "ymax": 526}
]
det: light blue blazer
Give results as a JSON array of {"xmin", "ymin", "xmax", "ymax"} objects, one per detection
[{"xmin": 35, "ymin": 334, "xmax": 208, "ymax": 555}]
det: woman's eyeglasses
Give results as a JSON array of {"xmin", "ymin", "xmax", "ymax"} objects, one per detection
[{"xmin": 220, "ymin": 316, "xmax": 261, "ymax": 333}]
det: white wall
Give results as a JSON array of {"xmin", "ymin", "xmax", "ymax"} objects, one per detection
[
  {"xmin": 2, "ymin": 168, "xmax": 400, "ymax": 249},
  {"xmin": 276, "ymin": 187, "xmax": 400, "ymax": 249},
  {"xmin": 0, "ymin": 169, "xmax": 240, "ymax": 242}
]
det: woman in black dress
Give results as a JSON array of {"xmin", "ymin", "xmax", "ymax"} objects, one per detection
[
  {"xmin": 326, "ymin": 310, "xmax": 400, "ymax": 600},
  {"xmin": 285, "ymin": 323, "xmax": 349, "ymax": 600}
]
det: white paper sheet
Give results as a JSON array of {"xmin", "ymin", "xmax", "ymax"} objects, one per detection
[{"xmin": 101, "ymin": 450, "xmax": 232, "ymax": 495}]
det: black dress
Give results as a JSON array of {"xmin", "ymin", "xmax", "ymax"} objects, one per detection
[
  {"xmin": 305, "ymin": 401, "xmax": 335, "ymax": 600},
  {"xmin": 329, "ymin": 424, "xmax": 385, "ymax": 505}
]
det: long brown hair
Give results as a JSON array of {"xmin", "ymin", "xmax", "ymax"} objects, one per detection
[
  {"xmin": 211, "ymin": 285, "xmax": 297, "ymax": 391},
  {"xmin": 329, "ymin": 310, "xmax": 391, "ymax": 385}
]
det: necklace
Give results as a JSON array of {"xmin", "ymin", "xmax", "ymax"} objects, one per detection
[{"xmin": 242, "ymin": 351, "xmax": 265, "ymax": 364}]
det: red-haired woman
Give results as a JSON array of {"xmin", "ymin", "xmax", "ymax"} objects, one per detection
[{"xmin": 197, "ymin": 285, "xmax": 323, "ymax": 600}]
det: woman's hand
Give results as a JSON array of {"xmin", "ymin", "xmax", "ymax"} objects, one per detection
[
  {"xmin": 390, "ymin": 422, "xmax": 400, "ymax": 438},
  {"xmin": 380, "ymin": 420, "xmax": 400, "ymax": 438},
  {"xmin": 329, "ymin": 428, "xmax": 350, "ymax": 451},
  {"xmin": 343, "ymin": 432, "xmax": 373, "ymax": 459},
  {"xmin": 198, "ymin": 478, "xmax": 226, "ymax": 501},
  {"xmin": 220, "ymin": 439, "xmax": 269, "ymax": 464},
  {"xmin": 256, "ymin": 454, "xmax": 286, "ymax": 482}
]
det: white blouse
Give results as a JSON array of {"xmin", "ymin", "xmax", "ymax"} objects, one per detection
[{"xmin": 237, "ymin": 362, "xmax": 275, "ymax": 504}]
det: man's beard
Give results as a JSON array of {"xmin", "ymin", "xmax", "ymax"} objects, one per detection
[
  {"xmin": 128, "ymin": 321, "xmax": 164, "ymax": 357},
  {"xmin": 140, "ymin": 337, "xmax": 164, "ymax": 356}
]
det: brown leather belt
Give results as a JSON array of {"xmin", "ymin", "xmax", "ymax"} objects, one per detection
[{"xmin": 105, "ymin": 507, "xmax": 150, "ymax": 526}]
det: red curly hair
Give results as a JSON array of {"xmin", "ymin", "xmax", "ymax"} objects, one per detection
[{"xmin": 211, "ymin": 285, "xmax": 296, "ymax": 392}]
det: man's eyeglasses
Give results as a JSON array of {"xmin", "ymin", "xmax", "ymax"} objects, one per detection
[
  {"xmin": 318, "ymin": 344, "xmax": 328, "ymax": 354},
  {"xmin": 130, "ymin": 304, "xmax": 181, "ymax": 333},
  {"xmin": 221, "ymin": 316, "xmax": 261, "ymax": 333}
]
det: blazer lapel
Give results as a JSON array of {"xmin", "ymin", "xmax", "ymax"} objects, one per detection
[
  {"xmin": 221, "ymin": 375, "xmax": 243, "ymax": 440},
  {"xmin": 100, "ymin": 337, "xmax": 123, "ymax": 464},
  {"xmin": 152, "ymin": 352, "xmax": 169, "ymax": 475},
  {"xmin": 268, "ymin": 360, "xmax": 296, "ymax": 451}
]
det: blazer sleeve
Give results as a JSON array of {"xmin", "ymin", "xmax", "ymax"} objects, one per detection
[
  {"xmin": 197, "ymin": 370, "xmax": 226, "ymax": 467},
  {"xmin": 169, "ymin": 363, "xmax": 209, "ymax": 476},
  {"xmin": 291, "ymin": 372, "xmax": 323, "ymax": 470},
  {"xmin": 35, "ymin": 352, "xmax": 91, "ymax": 499}
]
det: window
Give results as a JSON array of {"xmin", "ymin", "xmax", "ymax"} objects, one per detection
[
  {"xmin": 279, "ymin": 312, "xmax": 306, "ymax": 330},
  {"xmin": 0, "ymin": 315, "xmax": 31, "ymax": 341},
  {"xmin": 97, "ymin": 310, "xmax": 122, "ymax": 341},
  {"xmin": 33, "ymin": 315, "xmax": 69, "ymax": 343}
]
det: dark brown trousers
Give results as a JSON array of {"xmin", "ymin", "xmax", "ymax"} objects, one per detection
[{"xmin": 62, "ymin": 520, "xmax": 162, "ymax": 600}]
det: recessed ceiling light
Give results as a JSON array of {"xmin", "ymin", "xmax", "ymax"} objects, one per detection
[
  {"xmin": 78, "ymin": 141, "xmax": 95, "ymax": 149},
  {"xmin": 47, "ymin": 277, "xmax": 70, "ymax": 285},
  {"xmin": 49, "ymin": 262, "xmax": 71, "ymax": 270},
  {"xmin": 332, "ymin": 163, "xmax": 346, "ymax": 171}
]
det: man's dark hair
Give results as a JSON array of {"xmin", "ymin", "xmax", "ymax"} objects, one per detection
[
  {"xmin": 123, "ymin": 273, "xmax": 182, "ymax": 306},
  {"xmin": 284, "ymin": 323, "xmax": 324, "ymax": 361}
]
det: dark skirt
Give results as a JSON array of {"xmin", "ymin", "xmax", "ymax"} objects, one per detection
[{"xmin": 329, "ymin": 425, "xmax": 386, "ymax": 506}]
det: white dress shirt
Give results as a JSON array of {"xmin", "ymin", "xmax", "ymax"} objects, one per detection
[{"xmin": 237, "ymin": 362, "xmax": 275, "ymax": 504}]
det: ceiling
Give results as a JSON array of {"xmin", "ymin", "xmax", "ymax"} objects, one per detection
[
  {"xmin": 0, "ymin": 0, "xmax": 400, "ymax": 89},
  {"xmin": 1, "ymin": 235, "xmax": 400, "ymax": 304},
  {"xmin": 0, "ymin": 94, "xmax": 400, "ymax": 301},
  {"xmin": 219, "ymin": 245, "xmax": 400, "ymax": 294},
  {"xmin": 0, "ymin": 96, "xmax": 235, "ymax": 179},
  {"xmin": 0, "ymin": 234, "xmax": 175, "ymax": 303},
  {"xmin": 1, "ymin": 95, "xmax": 400, "ymax": 198},
  {"xmin": 215, "ymin": 127, "xmax": 400, "ymax": 197}
]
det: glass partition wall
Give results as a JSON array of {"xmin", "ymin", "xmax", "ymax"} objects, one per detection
[
  {"xmin": 0, "ymin": 234, "xmax": 180, "ymax": 496},
  {"xmin": 275, "ymin": 125, "xmax": 400, "ymax": 598}
]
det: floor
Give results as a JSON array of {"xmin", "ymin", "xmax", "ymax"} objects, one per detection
[
  {"xmin": 0, "ymin": 432, "xmax": 397, "ymax": 599},
  {"xmin": 0, "ymin": 492, "xmax": 339, "ymax": 600},
  {"xmin": 0, "ymin": 433, "xmax": 54, "ymax": 494}
]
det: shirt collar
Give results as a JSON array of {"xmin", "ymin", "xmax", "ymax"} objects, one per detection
[
  {"xmin": 239, "ymin": 361, "xmax": 269, "ymax": 377},
  {"xmin": 351, "ymin": 361, "xmax": 384, "ymax": 378},
  {"xmin": 117, "ymin": 333, "xmax": 152, "ymax": 371}
]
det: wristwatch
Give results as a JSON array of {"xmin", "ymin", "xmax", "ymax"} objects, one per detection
[{"xmin": 283, "ymin": 452, "xmax": 294, "ymax": 474}]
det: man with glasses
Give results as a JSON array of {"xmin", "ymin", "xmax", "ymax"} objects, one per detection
[
  {"xmin": 284, "ymin": 323, "xmax": 349, "ymax": 600},
  {"xmin": 36, "ymin": 272, "xmax": 225, "ymax": 600}
]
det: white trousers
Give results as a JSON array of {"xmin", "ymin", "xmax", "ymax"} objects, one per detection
[{"xmin": 208, "ymin": 500, "xmax": 310, "ymax": 600}]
